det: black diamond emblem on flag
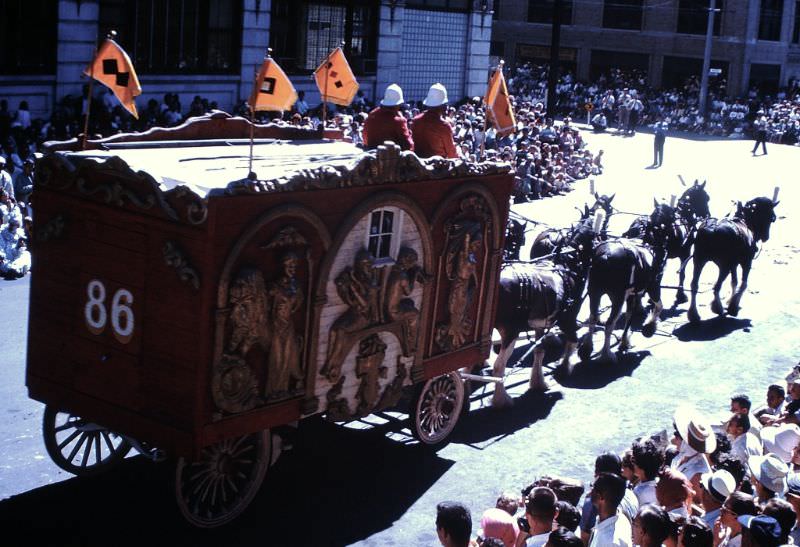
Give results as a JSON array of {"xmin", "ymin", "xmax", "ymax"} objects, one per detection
[
  {"xmin": 326, "ymin": 62, "xmax": 333, "ymax": 69},
  {"xmin": 335, "ymin": 81, "xmax": 343, "ymax": 89},
  {"xmin": 102, "ymin": 59, "xmax": 118, "ymax": 75},
  {"xmin": 260, "ymin": 77, "xmax": 276, "ymax": 95},
  {"xmin": 330, "ymin": 70, "xmax": 338, "ymax": 78},
  {"xmin": 115, "ymin": 72, "xmax": 130, "ymax": 87}
]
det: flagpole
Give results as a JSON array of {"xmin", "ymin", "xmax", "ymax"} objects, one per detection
[
  {"xmin": 320, "ymin": 42, "xmax": 344, "ymax": 132},
  {"xmin": 249, "ymin": 48, "xmax": 271, "ymax": 178},
  {"xmin": 82, "ymin": 31, "xmax": 112, "ymax": 150},
  {"xmin": 481, "ymin": 60, "xmax": 502, "ymax": 161}
]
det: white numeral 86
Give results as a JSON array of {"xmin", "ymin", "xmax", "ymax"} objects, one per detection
[{"xmin": 85, "ymin": 279, "xmax": 135, "ymax": 343}]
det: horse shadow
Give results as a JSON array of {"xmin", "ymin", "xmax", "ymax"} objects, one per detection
[
  {"xmin": 449, "ymin": 390, "xmax": 564, "ymax": 445},
  {"xmin": 672, "ymin": 316, "xmax": 752, "ymax": 342},
  {"xmin": 0, "ymin": 418, "xmax": 454, "ymax": 546},
  {"xmin": 552, "ymin": 350, "xmax": 650, "ymax": 389}
]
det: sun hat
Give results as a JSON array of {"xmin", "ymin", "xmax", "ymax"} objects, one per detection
[
  {"xmin": 380, "ymin": 84, "xmax": 405, "ymax": 107},
  {"xmin": 761, "ymin": 424, "xmax": 800, "ymax": 463},
  {"xmin": 737, "ymin": 514, "xmax": 782, "ymax": 547},
  {"xmin": 747, "ymin": 454, "xmax": 789, "ymax": 494},
  {"xmin": 700, "ymin": 469, "xmax": 736, "ymax": 504},
  {"xmin": 480, "ymin": 508, "xmax": 519, "ymax": 547},
  {"xmin": 423, "ymin": 83, "xmax": 449, "ymax": 107},
  {"xmin": 674, "ymin": 405, "xmax": 717, "ymax": 454}
]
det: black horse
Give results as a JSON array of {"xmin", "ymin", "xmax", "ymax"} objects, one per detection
[
  {"xmin": 491, "ymin": 215, "xmax": 600, "ymax": 406},
  {"xmin": 687, "ymin": 196, "xmax": 778, "ymax": 323},
  {"xmin": 504, "ymin": 217, "xmax": 528, "ymax": 261},
  {"xmin": 623, "ymin": 180, "xmax": 710, "ymax": 304},
  {"xmin": 579, "ymin": 203, "xmax": 674, "ymax": 363},
  {"xmin": 530, "ymin": 193, "xmax": 615, "ymax": 259}
]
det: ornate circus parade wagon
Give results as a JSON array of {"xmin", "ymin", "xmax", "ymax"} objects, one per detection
[{"xmin": 26, "ymin": 112, "xmax": 514, "ymax": 526}]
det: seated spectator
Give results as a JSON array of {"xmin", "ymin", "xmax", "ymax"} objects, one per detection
[
  {"xmin": 554, "ymin": 501, "xmax": 580, "ymax": 533},
  {"xmin": 544, "ymin": 526, "xmax": 582, "ymax": 547},
  {"xmin": 591, "ymin": 112, "xmax": 607, "ymax": 132},
  {"xmin": 678, "ymin": 515, "xmax": 712, "ymax": 547},
  {"xmin": 0, "ymin": 217, "xmax": 29, "ymax": 278},
  {"xmin": 632, "ymin": 504, "xmax": 671, "ymax": 547},
  {"xmin": 656, "ymin": 468, "xmax": 695, "ymax": 518},
  {"xmin": 731, "ymin": 394, "xmax": 762, "ymax": 437},
  {"xmin": 517, "ymin": 486, "xmax": 558, "ymax": 547},
  {"xmin": 436, "ymin": 501, "xmax": 472, "ymax": 547},
  {"xmin": 726, "ymin": 413, "xmax": 762, "ymax": 464},
  {"xmin": 717, "ymin": 492, "xmax": 758, "ymax": 546},
  {"xmin": 632, "ymin": 439, "xmax": 663, "ymax": 506},
  {"xmin": 587, "ymin": 473, "xmax": 632, "ymax": 547},
  {"xmin": 480, "ymin": 506, "xmax": 519, "ymax": 547},
  {"xmin": 671, "ymin": 406, "xmax": 715, "ymax": 493},
  {"xmin": 760, "ymin": 424, "xmax": 800, "ymax": 464},
  {"xmin": 736, "ymin": 514, "xmax": 782, "ymax": 547},
  {"xmin": 761, "ymin": 498, "xmax": 795, "ymax": 545},
  {"xmin": 783, "ymin": 476, "xmax": 800, "ymax": 544},
  {"xmin": 747, "ymin": 454, "xmax": 789, "ymax": 503},
  {"xmin": 699, "ymin": 469, "xmax": 736, "ymax": 528},
  {"xmin": 757, "ymin": 386, "xmax": 786, "ymax": 426}
]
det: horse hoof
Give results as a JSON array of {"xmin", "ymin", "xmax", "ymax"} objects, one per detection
[
  {"xmin": 602, "ymin": 351, "xmax": 618, "ymax": 365},
  {"xmin": 710, "ymin": 300, "xmax": 725, "ymax": 316},
  {"xmin": 578, "ymin": 340, "xmax": 593, "ymax": 361},
  {"xmin": 727, "ymin": 304, "xmax": 740, "ymax": 317},
  {"xmin": 687, "ymin": 307, "xmax": 701, "ymax": 324},
  {"xmin": 492, "ymin": 389, "xmax": 514, "ymax": 409},
  {"xmin": 641, "ymin": 322, "xmax": 656, "ymax": 338},
  {"xmin": 675, "ymin": 291, "xmax": 688, "ymax": 305}
]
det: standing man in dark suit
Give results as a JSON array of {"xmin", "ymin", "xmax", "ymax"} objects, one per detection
[{"xmin": 752, "ymin": 110, "xmax": 768, "ymax": 156}]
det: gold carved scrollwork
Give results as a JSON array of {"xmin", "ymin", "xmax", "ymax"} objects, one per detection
[{"xmin": 436, "ymin": 196, "xmax": 491, "ymax": 352}]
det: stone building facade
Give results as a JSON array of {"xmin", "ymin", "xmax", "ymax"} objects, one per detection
[
  {"xmin": 0, "ymin": 0, "xmax": 491, "ymax": 119},
  {"xmin": 492, "ymin": 0, "xmax": 800, "ymax": 96}
]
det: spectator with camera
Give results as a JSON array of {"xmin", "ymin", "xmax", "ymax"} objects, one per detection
[{"xmin": 515, "ymin": 486, "xmax": 559, "ymax": 547}]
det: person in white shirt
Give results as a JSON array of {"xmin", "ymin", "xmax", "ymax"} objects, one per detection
[
  {"xmin": 515, "ymin": 487, "xmax": 558, "ymax": 547},
  {"xmin": 656, "ymin": 468, "xmax": 694, "ymax": 519},
  {"xmin": 757, "ymin": 385, "xmax": 787, "ymax": 426},
  {"xmin": 714, "ymin": 492, "xmax": 758, "ymax": 547},
  {"xmin": 632, "ymin": 439, "xmax": 663, "ymax": 506},
  {"xmin": 727, "ymin": 413, "xmax": 763, "ymax": 464},
  {"xmin": 699, "ymin": 469, "xmax": 737, "ymax": 529},
  {"xmin": 672, "ymin": 405, "xmax": 715, "ymax": 498},
  {"xmin": 587, "ymin": 473, "xmax": 632, "ymax": 547},
  {"xmin": 731, "ymin": 394, "xmax": 763, "ymax": 438}
]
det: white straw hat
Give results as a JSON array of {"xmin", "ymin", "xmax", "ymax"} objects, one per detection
[
  {"xmin": 748, "ymin": 453, "xmax": 789, "ymax": 494},
  {"xmin": 674, "ymin": 405, "xmax": 717, "ymax": 454},
  {"xmin": 381, "ymin": 84, "xmax": 404, "ymax": 107},
  {"xmin": 423, "ymin": 83, "xmax": 449, "ymax": 107},
  {"xmin": 761, "ymin": 424, "xmax": 800, "ymax": 463},
  {"xmin": 701, "ymin": 469, "xmax": 736, "ymax": 504}
]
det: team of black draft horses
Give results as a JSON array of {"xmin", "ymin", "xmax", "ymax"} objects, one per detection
[{"xmin": 490, "ymin": 181, "xmax": 779, "ymax": 407}]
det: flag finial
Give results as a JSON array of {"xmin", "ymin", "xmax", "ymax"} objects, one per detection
[
  {"xmin": 499, "ymin": 59, "xmax": 505, "ymax": 67},
  {"xmin": 266, "ymin": 47, "xmax": 273, "ymax": 59},
  {"xmin": 107, "ymin": 29, "xmax": 117, "ymax": 40}
]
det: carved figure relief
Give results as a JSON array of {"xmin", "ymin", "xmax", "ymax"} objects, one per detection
[
  {"xmin": 320, "ymin": 249, "xmax": 381, "ymax": 382},
  {"xmin": 355, "ymin": 335, "xmax": 388, "ymax": 416},
  {"xmin": 436, "ymin": 196, "xmax": 491, "ymax": 352},
  {"xmin": 264, "ymin": 252, "xmax": 305, "ymax": 400},
  {"xmin": 212, "ymin": 225, "xmax": 312, "ymax": 416},
  {"xmin": 385, "ymin": 247, "xmax": 429, "ymax": 354}
]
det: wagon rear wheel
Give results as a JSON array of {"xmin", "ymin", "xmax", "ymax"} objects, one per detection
[
  {"xmin": 174, "ymin": 430, "xmax": 271, "ymax": 528},
  {"xmin": 411, "ymin": 372, "xmax": 465, "ymax": 445},
  {"xmin": 42, "ymin": 405, "xmax": 132, "ymax": 476}
]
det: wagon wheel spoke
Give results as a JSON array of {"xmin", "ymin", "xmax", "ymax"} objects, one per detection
[{"xmin": 412, "ymin": 372, "xmax": 465, "ymax": 445}]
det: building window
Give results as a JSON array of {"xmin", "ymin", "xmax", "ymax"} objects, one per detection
[
  {"xmin": 406, "ymin": 0, "xmax": 470, "ymax": 10},
  {"xmin": 99, "ymin": 0, "xmax": 241, "ymax": 74},
  {"xmin": 527, "ymin": 0, "xmax": 573, "ymax": 25},
  {"xmin": 366, "ymin": 209, "xmax": 403, "ymax": 261},
  {"xmin": 0, "ymin": 0, "xmax": 57, "ymax": 74},
  {"xmin": 603, "ymin": 0, "xmax": 643, "ymax": 30},
  {"xmin": 271, "ymin": 0, "xmax": 378, "ymax": 75},
  {"xmin": 758, "ymin": 0, "xmax": 784, "ymax": 41},
  {"xmin": 677, "ymin": 0, "xmax": 723, "ymax": 35},
  {"xmin": 794, "ymin": 0, "xmax": 800, "ymax": 42}
]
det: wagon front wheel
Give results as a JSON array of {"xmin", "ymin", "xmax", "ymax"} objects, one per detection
[
  {"xmin": 175, "ymin": 430, "xmax": 271, "ymax": 528},
  {"xmin": 42, "ymin": 405, "xmax": 132, "ymax": 476},
  {"xmin": 411, "ymin": 372, "xmax": 465, "ymax": 445}
]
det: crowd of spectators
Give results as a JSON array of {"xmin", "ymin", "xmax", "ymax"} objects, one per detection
[
  {"xmin": 508, "ymin": 63, "xmax": 800, "ymax": 144},
  {"xmin": 434, "ymin": 362, "xmax": 800, "ymax": 547}
]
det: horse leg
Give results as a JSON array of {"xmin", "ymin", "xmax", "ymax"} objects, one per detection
[
  {"xmin": 601, "ymin": 297, "xmax": 625, "ymax": 363},
  {"xmin": 675, "ymin": 256, "xmax": 691, "ymax": 305},
  {"xmin": 728, "ymin": 261, "xmax": 751, "ymax": 316},
  {"xmin": 687, "ymin": 256, "xmax": 705, "ymax": 323},
  {"xmin": 726, "ymin": 265, "xmax": 739, "ymax": 309},
  {"xmin": 642, "ymin": 287, "xmax": 664, "ymax": 338},
  {"xmin": 578, "ymin": 291, "xmax": 600, "ymax": 361},
  {"xmin": 710, "ymin": 265, "xmax": 729, "ymax": 316},
  {"xmin": 530, "ymin": 328, "xmax": 547, "ymax": 392},
  {"xmin": 619, "ymin": 293, "xmax": 638, "ymax": 351},
  {"xmin": 491, "ymin": 330, "xmax": 517, "ymax": 408}
]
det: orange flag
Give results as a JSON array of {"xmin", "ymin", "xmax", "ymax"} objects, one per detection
[
  {"xmin": 314, "ymin": 47, "xmax": 359, "ymax": 106},
  {"xmin": 84, "ymin": 38, "xmax": 142, "ymax": 118},
  {"xmin": 248, "ymin": 57, "xmax": 297, "ymax": 112},
  {"xmin": 484, "ymin": 65, "xmax": 516, "ymax": 136}
]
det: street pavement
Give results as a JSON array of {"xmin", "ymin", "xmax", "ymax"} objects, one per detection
[{"xmin": 0, "ymin": 128, "xmax": 798, "ymax": 546}]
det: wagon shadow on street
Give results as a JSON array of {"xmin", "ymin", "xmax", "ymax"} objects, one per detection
[
  {"xmin": 553, "ymin": 350, "xmax": 651, "ymax": 389},
  {"xmin": 0, "ymin": 417, "xmax": 454, "ymax": 546},
  {"xmin": 672, "ymin": 316, "xmax": 752, "ymax": 342}
]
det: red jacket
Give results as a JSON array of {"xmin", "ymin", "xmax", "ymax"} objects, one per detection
[
  {"xmin": 363, "ymin": 107, "xmax": 414, "ymax": 151},
  {"xmin": 411, "ymin": 110, "xmax": 458, "ymax": 159}
]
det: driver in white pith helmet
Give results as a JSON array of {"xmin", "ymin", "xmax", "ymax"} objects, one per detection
[
  {"xmin": 362, "ymin": 84, "xmax": 414, "ymax": 151},
  {"xmin": 411, "ymin": 83, "xmax": 458, "ymax": 159}
]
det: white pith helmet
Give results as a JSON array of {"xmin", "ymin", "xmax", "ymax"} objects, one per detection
[
  {"xmin": 423, "ymin": 83, "xmax": 449, "ymax": 107},
  {"xmin": 381, "ymin": 84, "xmax": 405, "ymax": 107}
]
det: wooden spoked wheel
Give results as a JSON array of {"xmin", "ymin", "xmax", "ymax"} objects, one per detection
[
  {"xmin": 174, "ymin": 430, "xmax": 271, "ymax": 528},
  {"xmin": 411, "ymin": 372, "xmax": 465, "ymax": 445},
  {"xmin": 42, "ymin": 405, "xmax": 132, "ymax": 476}
]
